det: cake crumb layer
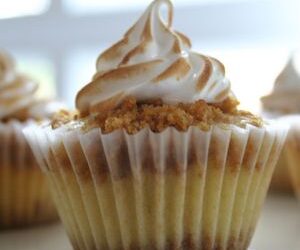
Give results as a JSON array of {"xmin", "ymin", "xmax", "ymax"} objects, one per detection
[{"xmin": 52, "ymin": 96, "xmax": 263, "ymax": 134}]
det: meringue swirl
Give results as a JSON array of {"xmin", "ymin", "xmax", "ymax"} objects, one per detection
[
  {"xmin": 0, "ymin": 51, "xmax": 63, "ymax": 120},
  {"xmin": 76, "ymin": 0, "xmax": 231, "ymax": 115},
  {"xmin": 261, "ymin": 56, "xmax": 300, "ymax": 114}
]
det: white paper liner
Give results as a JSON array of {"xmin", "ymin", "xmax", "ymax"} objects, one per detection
[
  {"xmin": 278, "ymin": 115, "xmax": 300, "ymax": 199},
  {"xmin": 262, "ymin": 113, "xmax": 296, "ymax": 193},
  {"xmin": 0, "ymin": 120, "xmax": 57, "ymax": 229},
  {"xmin": 24, "ymin": 120, "xmax": 288, "ymax": 249}
]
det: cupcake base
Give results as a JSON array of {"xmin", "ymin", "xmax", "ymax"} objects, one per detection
[
  {"xmin": 45, "ymin": 163, "xmax": 279, "ymax": 249},
  {"xmin": 0, "ymin": 120, "xmax": 58, "ymax": 229},
  {"xmin": 0, "ymin": 164, "xmax": 57, "ymax": 229},
  {"xmin": 24, "ymin": 121, "xmax": 287, "ymax": 250}
]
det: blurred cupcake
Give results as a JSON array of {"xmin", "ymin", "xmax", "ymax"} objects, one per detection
[
  {"xmin": 261, "ymin": 55, "xmax": 300, "ymax": 193},
  {"xmin": 280, "ymin": 116, "xmax": 300, "ymax": 198},
  {"xmin": 24, "ymin": 0, "xmax": 288, "ymax": 249},
  {"xmin": 0, "ymin": 51, "xmax": 64, "ymax": 229}
]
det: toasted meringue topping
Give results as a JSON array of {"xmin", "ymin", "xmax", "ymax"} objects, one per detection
[
  {"xmin": 261, "ymin": 56, "xmax": 300, "ymax": 114},
  {"xmin": 76, "ymin": 0, "xmax": 231, "ymax": 115},
  {"xmin": 0, "ymin": 51, "xmax": 63, "ymax": 120}
]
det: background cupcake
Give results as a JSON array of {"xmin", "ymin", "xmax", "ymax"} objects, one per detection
[
  {"xmin": 0, "ymin": 51, "xmax": 64, "ymax": 229},
  {"xmin": 283, "ymin": 116, "xmax": 300, "ymax": 198},
  {"xmin": 24, "ymin": 0, "xmax": 288, "ymax": 249},
  {"xmin": 261, "ymin": 55, "xmax": 300, "ymax": 193}
]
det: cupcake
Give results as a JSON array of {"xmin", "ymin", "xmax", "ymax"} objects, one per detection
[
  {"xmin": 0, "ymin": 51, "xmax": 64, "ymax": 229},
  {"xmin": 261, "ymin": 55, "xmax": 300, "ymax": 193},
  {"xmin": 280, "ymin": 116, "xmax": 300, "ymax": 198},
  {"xmin": 24, "ymin": 0, "xmax": 288, "ymax": 249}
]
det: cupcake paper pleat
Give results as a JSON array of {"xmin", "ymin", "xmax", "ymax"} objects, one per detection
[
  {"xmin": 0, "ymin": 120, "xmax": 57, "ymax": 229},
  {"xmin": 24, "ymin": 121, "xmax": 288, "ymax": 249},
  {"xmin": 280, "ymin": 116, "xmax": 300, "ymax": 199}
]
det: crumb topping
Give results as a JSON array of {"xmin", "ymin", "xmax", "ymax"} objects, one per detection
[
  {"xmin": 51, "ymin": 96, "xmax": 263, "ymax": 134},
  {"xmin": 51, "ymin": 110, "xmax": 79, "ymax": 129}
]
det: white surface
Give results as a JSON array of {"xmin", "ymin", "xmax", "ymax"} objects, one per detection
[
  {"xmin": 252, "ymin": 194, "xmax": 300, "ymax": 250},
  {"xmin": 0, "ymin": 222, "xmax": 71, "ymax": 250},
  {"xmin": 0, "ymin": 194, "xmax": 300, "ymax": 250}
]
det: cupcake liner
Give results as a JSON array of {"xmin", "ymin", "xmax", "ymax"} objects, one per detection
[
  {"xmin": 269, "ymin": 152, "xmax": 293, "ymax": 192},
  {"xmin": 239, "ymin": 123, "xmax": 287, "ymax": 248},
  {"xmin": 0, "ymin": 120, "xmax": 57, "ymax": 229},
  {"xmin": 260, "ymin": 111, "xmax": 293, "ymax": 193},
  {"xmin": 24, "ymin": 121, "xmax": 288, "ymax": 249},
  {"xmin": 279, "ymin": 116, "xmax": 300, "ymax": 199},
  {"xmin": 33, "ymin": 125, "xmax": 88, "ymax": 250}
]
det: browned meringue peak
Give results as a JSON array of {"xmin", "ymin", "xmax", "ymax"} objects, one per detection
[
  {"xmin": 0, "ymin": 50, "xmax": 64, "ymax": 121},
  {"xmin": 261, "ymin": 55, "xmax": 300, "ymax": 114},
  {"xmin": 76, "ymin": 0, "xmax": 231, "ymax": 117},
  {"xmin": 0, "ymin": 51, "xmax": 15, "ymax": 84}
]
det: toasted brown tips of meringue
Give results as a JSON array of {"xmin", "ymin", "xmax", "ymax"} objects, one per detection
[
  {"xmin": 153, "ymin": 58, "xmax": 191, "ymax": 83},
  {"xmin": 0, "ymin": 50, "xmax": 65, "ymax": 121},
  {"xmin": 88, "ymin": 93, "xmax": 125, "ymax": 118},
  {"xmin": 197, "ymin": 56, "xmax": 213, "ymax": 91},
  {"xmin": 97, "ymin": 37, "xmax": 129, "ymax": 64},
  {"xmin": 214, "ymin": 86, "xmax": 231, "ymax": 102},
  {"xmin": 75, "ymin": 0, "xmax": 231, "ymax": 117},
  {"xmin": 175, "ymin": 31, "xmax": 192, "ymax": 48},
  {"xmin": 0, "ymin": 51, "xmax": 15, "ymax": 79},
  {"xmin": 76, "ymin": 60, "xmax": 163, "ymax": 115}
]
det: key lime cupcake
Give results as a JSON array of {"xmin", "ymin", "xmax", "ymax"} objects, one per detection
[
  {"xmin": 261, "ymin": 56, "xmax": 300, "ymax": 193},
  {"xmin": 24, "ymin": 0, "xmax": 288, "ymax": 249},
  {"xmin": 0, "ymin": 51, "xmax": 64, "ymax": 229}
]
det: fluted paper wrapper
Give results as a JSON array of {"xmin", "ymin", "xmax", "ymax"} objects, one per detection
[
  {"xmin": 279, "ymin": 115, "xmax": 300, "ymax": 199},
  {"xmin": 261, "ymin": 112, "xmax": 294, "ymax": 193},
  {"xmin": 0, "ymin": 120, "xmax": 57, "ymax": 229},
  {"xmin": 24, "ymin": 121, "xmax": 288, "ymax": 249}
]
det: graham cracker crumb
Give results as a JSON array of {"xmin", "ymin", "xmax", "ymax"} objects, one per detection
[
  {"xmin": 78, "ymin": 96, "xmax": 263, "ymax": 134},
  {"xmin": 51, "ymin": 110, "xmax": 78, "ymax": 129}
]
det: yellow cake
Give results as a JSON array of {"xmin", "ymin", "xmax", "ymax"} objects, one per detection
[
  {"xmin": 24, "ymin": 0, "xmax": 288, "ymax": 249},
  {"xmin": 0, "ymin": 51, "xmax": 63, "ymax": 229}
]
